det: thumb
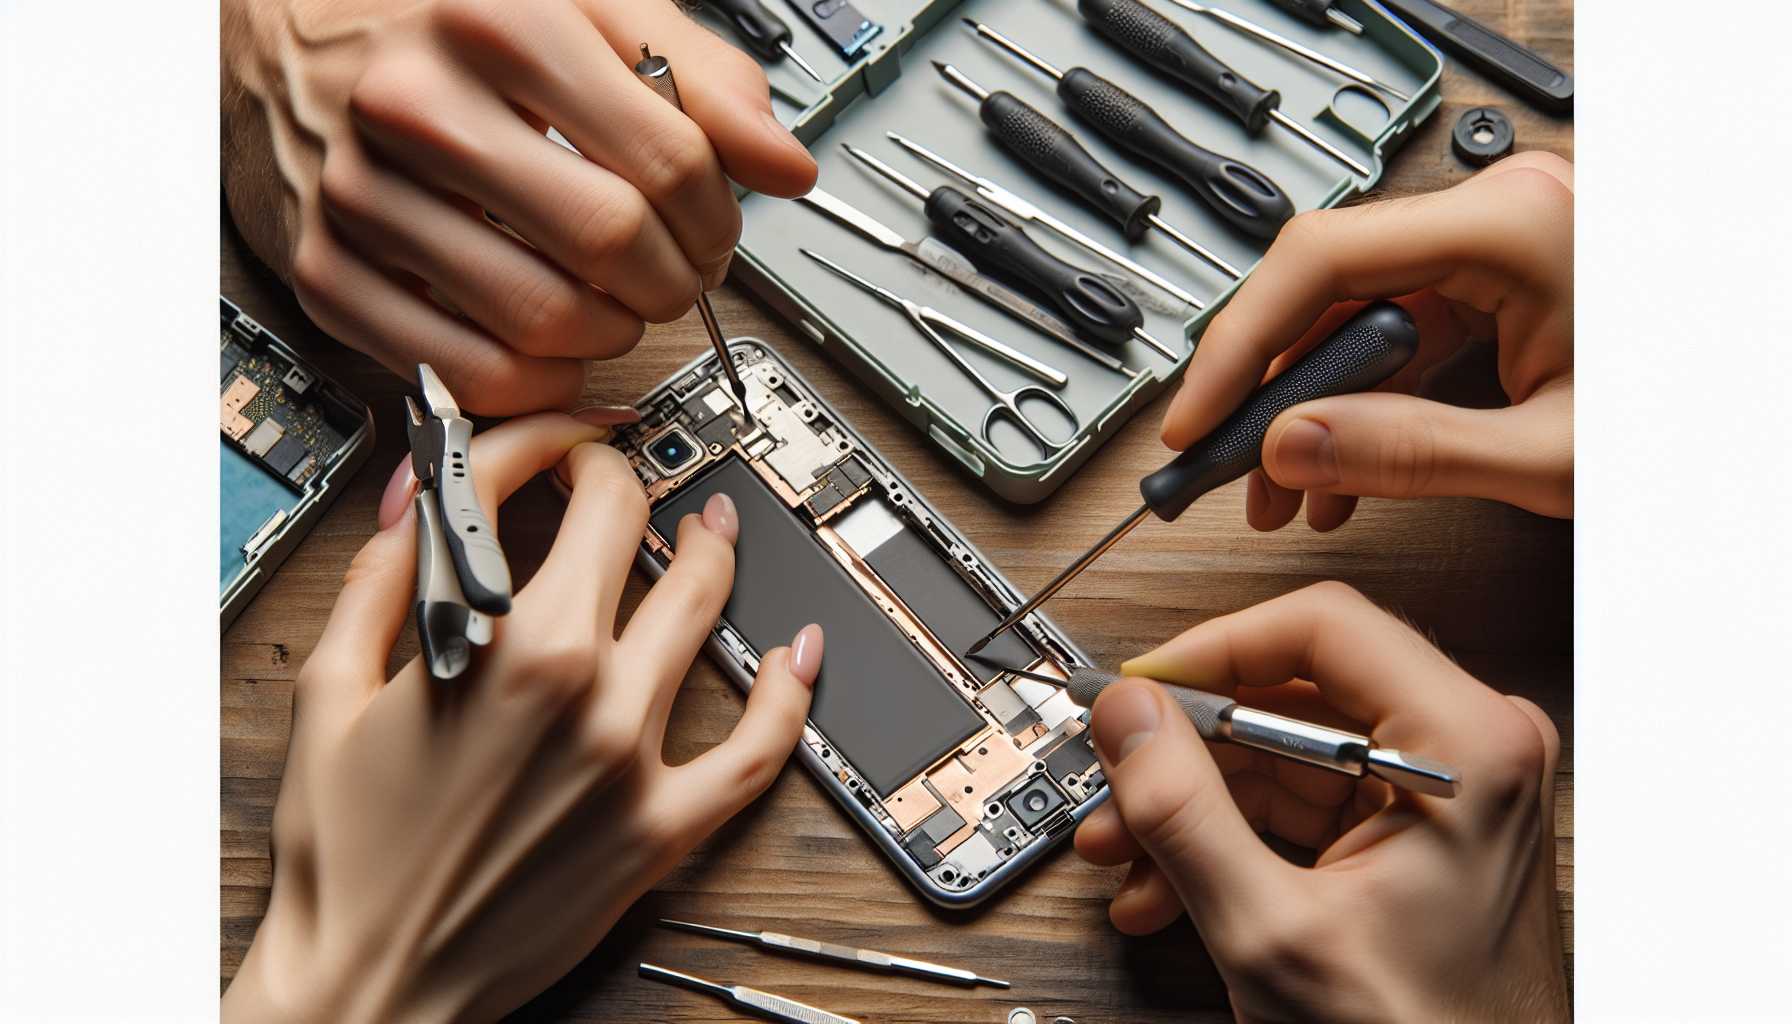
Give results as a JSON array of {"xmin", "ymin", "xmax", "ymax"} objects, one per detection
[
  {"xmin": 1261, "ymin": 386, "xmax": 1572, "ymax": 516},
  {"xmin": 1092, "ymin": 678, "xmax": 1291, "ymax": 927}
]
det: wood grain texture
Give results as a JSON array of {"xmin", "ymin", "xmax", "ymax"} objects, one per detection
[{"xmin": 221, "ymin": 4, "xmax": 1572, "ymax": 1018}]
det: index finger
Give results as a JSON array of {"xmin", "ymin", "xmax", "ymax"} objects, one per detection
[
  {"xmin": 1119, "ymin": 582, "xmax": 1501, "ymax": 751},
  {"xmin": 1162, "ymin": 166, "xmax": 1574, "ymax": 450}
]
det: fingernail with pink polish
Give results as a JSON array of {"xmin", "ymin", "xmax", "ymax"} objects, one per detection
[
  {"xmin": 378, "ymin": 457, "xmax": 418, "ymax": 531},
  {"xmin": 789, "ymin": 624, "xmax": 824, "ymax": 686},
  {"xmin": 701, "ymin": 491, "xmax": 738, "ymax": 543}
]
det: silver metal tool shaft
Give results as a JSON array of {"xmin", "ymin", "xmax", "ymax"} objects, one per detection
[
  {"xmin": 843, "ymin": 143, "xmax": 1179, "ymax": 362},
  {"xmin": 1010, "ymin": 666, "xmax": 1460, "ymax": 797},
  {"xmin": 1267, "ymin": 107, "xmax": 1372, "ymax": 178},
  {"xmin": 964, "ymin": 502, "xmax": 1152, "ymax": 657},
  {"xmin": 887, "ymin": 131, "xmax": 1220, "ymax": 302},
  {"xmin": 661, "ymin": 918, "xmax": 1011, "ymax": 988},
  {"xmin": 638, "ymin": 962, "xmax": 861, "ymax": 1024},
  {"xmin": 1169, "ymin": 1, "xmax": 1406, "ymax": 100},
  {"xmin": 778, "ymin": 40, "xmax": 825, "ymax": 83},
  {"xmin": 634, "ymin": 44, "xmax": 755, "ymax": 425}
]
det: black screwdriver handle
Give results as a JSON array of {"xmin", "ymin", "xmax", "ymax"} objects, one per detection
[
  {"xmin": 1267, "ymin": 0, "xmax": 1341, "ymax": 30},
  {"xmin": 1078, "ymin": 0, "xmax": 1278, "ymax": 133},
  {"xmin": 924, "ymin": 186, "xmax": 1144, "ymax": 347},
  {"xmin": 1140, "ymin": 302, "xmax": 1419, "ymax": 520},
  {"xmin": 1057, "ymin": 68, "xmax": 1292, "ymax": 240},
  {"xmin": 980, "ymin": 90, "xmax": 1160, "ymax": 240},
  {"xmin": 708, "ymin": 0, "xmax": 792, "ymax": 60}
]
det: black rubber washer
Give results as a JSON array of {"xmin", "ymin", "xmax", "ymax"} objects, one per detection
[{"xmin": 1452, "ymin": 106, "xmax": 1515, "ymax": 167}]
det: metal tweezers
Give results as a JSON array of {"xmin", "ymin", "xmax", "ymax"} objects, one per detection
[{"xmin": 405, "ymin": 363, "xmax": 511, "ymax": 679}]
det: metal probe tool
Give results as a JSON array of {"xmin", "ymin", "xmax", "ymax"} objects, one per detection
[
  {"xmin": 886, "ymin": 131, "xmax": 1207, "ymax": 308},
  {"xmin": 989, "ymin": 664, "xmax": 1460, "ymax": 797},
  {"xmin": 841, "ymin": 142, "xmax": 1180, "ymax": 361},
  {"xmin": 1165, "ymin": 2, "xmax": 1410, "ymax": 101},
  {"xmin": 638, "ymin": 963, "xmax": 859, "ymax": 1024},
  {"xmin": 958, "ymin": 24, "xmax": 1293, "ymax": 241},
  {"xmin": 707, "ymin": 0, "xmax": 825, "ymax": 82},
  {"xmin": 1264, "ymin": 0, "xmax": 1363, "ymax": 35},
  {"xmin": 661, "ymin": 918, "xmax": 1012, "ymax": 988},
  {"xmin": 796, "ymin": 186, "xmax": 1133, "ymax": 374},
  {"xmin": 933, "ymin": 60, "xmax": 1248, "ymax": 271},
  {"xmin": 1073, "ymin": 0, "xmax": 1373, "ymax": 178},
  {"xmin": 963, "ymin": 301, "xmax": 1418, "ymax": 655},
  {"xmin": 633, "ymin": 44, "xmax": 755, "ymax": 425}
]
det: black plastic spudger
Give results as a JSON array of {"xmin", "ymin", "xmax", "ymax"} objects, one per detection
[
  {"xmin": 1074, "ymin": 0, "xmax": 1371, "ymax": 177},
  {"xmin": 1376, "ymin": 0, "xmax": 1572, "ymax": 113},
  {"xmin": 964, "ymin": 301, "xmax": 1419, "ymax": 655},
  {"xmin": 963, "ymin": 22, "xmax": 1293, "ymax": 241},
  {"xmin": 841, "ymin": 143, "xmax": 1177, "ymax": 359}
]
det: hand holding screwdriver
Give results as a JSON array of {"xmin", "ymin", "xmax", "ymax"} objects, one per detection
[{"xmin": 1163, "ymin": 153, "xmax": 1575, "ymax": 532}]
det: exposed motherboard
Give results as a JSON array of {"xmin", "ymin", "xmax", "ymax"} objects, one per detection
[{"xmin": 615, "ymin": 344, "xmax": 1105, "ymax": 899}]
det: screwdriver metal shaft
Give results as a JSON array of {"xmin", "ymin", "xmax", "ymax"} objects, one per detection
[
  {"xmin": 706, "ymin": 0, "xmax": 825, "ymax": 82},
  {"xmin": 1166, "ymin": 1, "xmax": 1410, "ymax": 101},
  {"xmin": 885, "ymin": 131, "xmax": 1208, "ymax": 309},
  {"xmin": 634, "ymin": 45, "xmax": 755, "ymax": 424},
  {"xmin": 1075, "ymin": 0, "xmax": 1372, "ymax": 178},
  {"xmin": 660, "ymin": 918, "xmax": 1012, "ymax": 987},
  {"xmin": 964, "ymin": 301, "xmax": 1420, "ymax": 656},
  {"xmin": 934, "ymin": 61, "xmax": 1243, "ymax": 275}
]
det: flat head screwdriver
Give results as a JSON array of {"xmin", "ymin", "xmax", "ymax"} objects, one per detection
[
  {"xmin": 842, "ymin": 142, "xmax": 1180, "ymax": 361},
  {"xmin": 960, "ymin": 23, "xmax": 1294, "ymax": 241},
  {"xmin": 660, "ymin": 918, "xmax": 1013, "ymax": 987},
  {"xmin": 633, "ymin": 45, "xmax": 756, "ymax": 425},
  {"xmin": 886, "ymin": 131, "xmax": 1207, "ymax": 309},
  {"xmin": 638, "ymin": 963, "xmax": 860, "ymax": 1024},
  {"xmin": 964, "ymin": 301, "xmax": 1418, "ymax": 655},
  {"xmin": 1265, "ymin": 0, "xmax": 1364, "ymax": 35},
  {"xmin": 795, "ymin": 186, "xmax": 1134, "ymax": 373},
  {"xmin": 1074, "ymin": 0, "xmax": 1373, "ymax": 178},
  {"xmin": 1163, "ymin": 2, "xmax": 1410, "ymax": 102},
  {"xmin": 933, "ymin": 60, "xmax": 1248, "ymax": 273},
  {"xmin": 706, "ymin": 0, "xmax": 825, "ymax": 83}
]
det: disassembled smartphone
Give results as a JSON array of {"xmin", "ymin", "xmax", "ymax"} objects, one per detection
[
  {"xmin": 220, "ymin": 297, "xmax": 373, "ymax": 628},
  {"xmin": 616, "ymin": 341, "xmax": 1108, "ymax": 906}
]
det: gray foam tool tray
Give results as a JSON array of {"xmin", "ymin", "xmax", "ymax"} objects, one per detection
[{"xmin": 719, "ymin": 0, "xmax": 1443, "ymax": 503}]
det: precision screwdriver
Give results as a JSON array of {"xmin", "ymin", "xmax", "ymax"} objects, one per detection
[
  {"xmin": 987, "ymin": 664, "xmax": 1461, "ymax": 797},
  {"xmin": 1264, "ymin": 0, "xmax": 1363, "ymax": 35},
  {"xmin": 960, "ymin": 23, "xmax": 1293, "ymax": 241},
  {"xmin": 1073, "ymin": 0, "xmax": 1372, "ymax": 178},
  {"xmin": 660, "ymin": 918, "xmax": 1012, "ymax": 987},
  {"xmin": 795, "ymin": 186, "xmax": 1134, "ymax": 374},
  {"xmin": 964, "ymin": 301, "xmax": 1418, "ymax": 655},
  {"xmin": 886, "ymin": 131, "xmax": 1208, "ymax": 309},
  {"xmin": 933, "ymin": 60, "xmax": 1246, "ymax": 272},
  {"xmin": 633, "ymin": 45, "xmax": 755, "ymax": 424},
  {"xmin": 638, "ymin": 963, "xmax": 859, "ymax": 1024},
  {"xmin": 706, "ymin": 0, "xmax": 825, "ymax": 83},
  {"xmin": 1166, "ymin": 2, "xmax": 1410, "ymax": 101},
  {"xmin": 842, "ymin": 143, "xmax": 1179, "ymax": 361}
]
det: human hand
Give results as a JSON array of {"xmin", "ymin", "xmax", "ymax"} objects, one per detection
[
  {"xmin": 1075, "ymin": 583, "xmax": 1567, "ymax": 1022},
  {"xmin": 221, "ymin": 412, "xmax": 823, "ymax": 1023},
  {"xmin": 222, "ymin": 0, "xmax": 819, "ymax": 415},
  {"xmin": 1163, "ymin": 154, "xmax": 1574, "ymax": 531}
]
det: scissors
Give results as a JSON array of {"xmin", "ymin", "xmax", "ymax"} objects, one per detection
[
  {"xmin": 406, "ymin": 363, "xmax": 511, "ymax": 679},
  {"xmin": 800, "ymin": 248, "xmax": 1079, "ymax": 460}
]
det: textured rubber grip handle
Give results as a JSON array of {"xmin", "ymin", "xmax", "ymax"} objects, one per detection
[
  {"xmin": 1058, "ymin": 68, "xmax": 1292, "ymax": 239},
  {"xmin": 1078, "ymin": 0, "xmax": 1278, "ymax": 132},
  {"xmin": 1140, "ymin": 301, "xmax": 1419, "ymax": 519},
  {"xmin": 1066, "ymin": 666, "xmax": 1234, "ymax": 737},
  {"xmin": 924, "ymin": 186, "xmax": 1143, "ymax": 346},
  {"xmin": 435, "ymin": 417, "xmax": 512, "ymax": 614},
  {"xmin": 708, "ymin": 0, "xmax": 792, "ymax": 59},
  {"xmin": 1267, "ymin": 0, "xmax": 1338, "ymax": 29},
  {"xmin": 732, "ymin": 986, "xmax": 859, "ymax": 1024},
  {"xmin": 980, "ymin": 90, "xmax": 1159, "ymax": 240}
]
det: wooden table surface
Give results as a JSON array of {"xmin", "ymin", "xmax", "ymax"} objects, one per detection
[{"xmin": 222, "ymin": 5, "xmax": 1572, "ymax": 1019}]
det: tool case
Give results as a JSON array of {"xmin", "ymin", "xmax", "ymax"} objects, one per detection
[{"xmin": 709, "ymin": 0, "xmax": 1443, "ymax": 503}]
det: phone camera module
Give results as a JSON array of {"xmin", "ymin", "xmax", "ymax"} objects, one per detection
[
  {"xmin": 1007, "ymin": 777, "xmax": 1067, "ymax": 829},
  {"xmin": 647, "ymin": 427, "xmax": 699, "ymax": 473}
]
